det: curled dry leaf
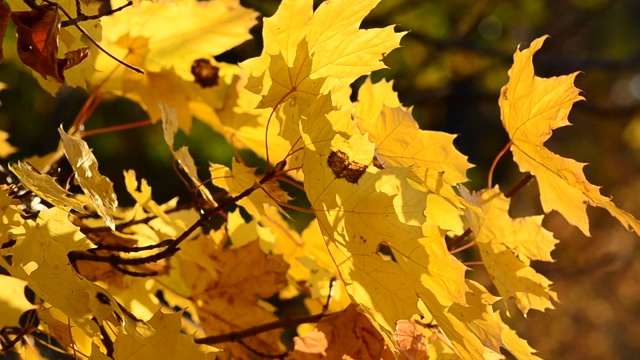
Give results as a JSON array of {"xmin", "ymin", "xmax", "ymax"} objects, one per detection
[{"xmin": 11, "ymin": 5, "xmax": 89, "ymax": 82}]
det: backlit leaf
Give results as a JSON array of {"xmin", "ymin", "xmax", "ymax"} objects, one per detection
[
  {"xmin": 59, "ymin": 128, "xmax": 117, "ymax": 229},
  {"xmin": 461, "ymin": 186, "xmax": 559, "ymax": 314},
  {"xmin": 500, "ymin": 35, "xmax": 640, "ymax": 236}
]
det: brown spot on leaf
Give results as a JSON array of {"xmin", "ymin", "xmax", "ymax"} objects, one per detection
[
  {"xmin": 327, "ymin": 150, "xmax": 367, "ymax": 184},
  {"xmin": 191, "ymin": 58, "xmax": 219, "ymax": 88}
]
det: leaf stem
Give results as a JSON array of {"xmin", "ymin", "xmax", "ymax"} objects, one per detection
[
  {"xmin": 487, "ymin": 140, "xmax": 513, "ymax": 189},
  {"xmin": 81, "ymin": 119, "xmax": 152, "ymax": 138}
]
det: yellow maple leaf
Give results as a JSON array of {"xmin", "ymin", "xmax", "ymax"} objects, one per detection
[
  {"xmin": 242, "ymin": 0, "xmax": 404, "ymax": 145},
  {"xmin": 355, "ymin": 78, "xmax": 473, "ymax": 233},
  {"xmin": 190, "ymin": 72, "xmax": 293, "ymax": 166},
  {"xmin": 420, "ymin": 280, "xmax": 503, "ymax": 360},
  {"xmin": 103, "ymin": 0, "xmax": 257, "ymax": 80},
  {"xmin": 9, "ymin": 161, "xmax": 87, "ymax": 214},
  {"xmin": 88, "ymin": 0, "xmax": 257, "ymax": 132},
  {"xmin": 180, "ymin": 240, "xmax": 288, "ymax": 359},
  {"xmin": 298, "ymin": 95, "xmax": 468, "ymax": 352},
  {"xmin": 0, "ymin": 275, "xmax": 35, "ymax": 328},
  {"xmin": 59, "ymin": 128, "xmax": 117, "ymax": 229},
  {"xmin": 124, "ymin": 169, "xmax": 171, "ymax": 222},
  {"xmin": 159, "ymin": 103, "xmax": 214, "ymax": 203},
  {"xmin": 112, "ymin": 309, "xmax": 217, "ymax": 360},
  {"xmin": 0, "ymin": 130, "xmax": 17, "ymax": 158},
  {"xmin": 500, "ymin": 35, "xmax": 640, "ymax": 236},
  {"xmin": 461, "ymin": 186, "xmax": 559, "ymax": 314},
  {"xmin": 1, "ymin": 208, "xmax": 124, "ymax": 337},
  {"xmin": 495, "ymin": 311, "xmax": 543, "ymax": 360}
]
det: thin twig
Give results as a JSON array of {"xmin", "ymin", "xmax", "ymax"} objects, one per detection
[
  {"xmin": 61, "ymin": 1, "xmax": 133, "ymax": 27},
  {"xmin": 194, "ymin": 312, "xmax": 333, "ymax": 345},
  {"xmin": 42, "ymin": 0, "xmax": 143, "ymax": 74},
  {"xmin": 505, "ymin": 173, "xmax": 534, "ymax": 198}
]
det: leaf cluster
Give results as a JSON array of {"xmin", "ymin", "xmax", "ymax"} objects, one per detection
[{"xmin": 0, "ymin": 0, "xmax": 639, "ymax": 359}]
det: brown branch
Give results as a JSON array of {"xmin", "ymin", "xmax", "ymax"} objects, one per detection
[
  {"xmin": 69, "ymin": 172, "xmax": 278, "ymax": 268},
  {"xmin": 194, "ymin": 312, "xmax": 334, "ymax": 345},
  {"xmin": 505, "ymin": 173, "xmax": 534, "ymax": 198},
  {"xmin": 61, "ymin": 1, "xmax": 133, "ymax": 27}
]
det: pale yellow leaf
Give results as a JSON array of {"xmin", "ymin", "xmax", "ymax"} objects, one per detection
[
  {"xmin": 500, "ymin": 35, "xmax": 640, "ymax": 236},
  {"xmin": 461, "ymin": 186, "xmax": 559, "ymax": 314},
  {"xmin": 10, "ymin": 161, "xmax": 86, "ymax": 214}
]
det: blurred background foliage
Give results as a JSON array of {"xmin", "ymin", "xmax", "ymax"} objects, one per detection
[{"xmin": 1, "ymin": 0, "xmax": 640, "ymax": 358}]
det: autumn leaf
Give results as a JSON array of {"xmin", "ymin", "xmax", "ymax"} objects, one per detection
[
  {"xmin": 0, "ymin": 130, "xmax": 17, "ymax": 158},
  {"xmin": 298, "ymin": 94, "xmax": 468, "ymax": 352},
  {"xmin": 6, "ymin": 1, "xmax": 95, "ymax": 88},
  {"xmin": 0, "ymin": 275, "xmax": 34, "ymax": 328},
  {"xmin": 90, "ymin": 0, "xmax": 258, "ymax": 132},
  {"xmin": 496, "ymin": 311, "xmax": 543, "ymax": 360},
  {"xmin": 190, "ymin": 72, "xmax": 292, "ymax": 165},
  {"xmin": 356, "ymin": 77, "xmax": 473, "ymax": 233},
  {"xmin": 420, "ymin": 280, "xmax": 503, "ymax": 359},
  {"xmin": 10, "ymin": 161, "xmax": 87, "ymax": 214},
  {"xmin": 292, "ymin": 304, "xmax": 395, "ymax": 359},
  {"xmin": 159, "ymin": 103, "xmax": 214, "ymax": 203},
  {"xmin": 180, "ymin": 239, "xmax": 289, "ymax": 359},
  {"xmin": 1, "ymin": 208, "xmax": 124, "ymax": 337},
  {"xmin": 242, "ymin": 0, "xmax": 405, "ymax": 145},
  {"xmin": 500, "ymin": 35, "xmax": 640, "ymax": 236},
  {"xmin": 112, "ymin": 310, "xmax": 217, "ymax": 360},
  {"xmin": 461, "ymin": 186, "xmax": 559, "ymax": 314},
  {"xmin": 59, "ymin": 128, "xmax": 118, "ymax": 229}
]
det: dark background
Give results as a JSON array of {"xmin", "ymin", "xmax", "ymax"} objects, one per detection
[{"xmin": 2, "ymin": 0, "xmax": 640, "ymax": 358}]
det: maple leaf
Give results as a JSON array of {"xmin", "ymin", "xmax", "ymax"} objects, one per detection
[
  {"xmin": 495, "ymin": 311, "xmax": 542, "ymax": 359},
  {"xmin": 242, "ymin": 0, "xmax": 404, "ymax": 145},
  {"xmin": 180, "ymin": 239, "xmax": 289, "ymax": 359},
  {"xmin": 9, "ymin": 161, "xmax": 87, "ymax": 214},
  {"xmin": 159, "ymin": 103, "xmax": 214, "ymax": 203},
  {"xmin": 420, "ymin": 280, "xmax": 503, "ymax": 359},
  {"xmin": 59, "ymin": 128, "xmax": 118, "ymax": 229},
  {"xmin": 10, "ymin": 5, "xmax": 89, "ymax": 82},
  {"xmin": 124, "ymin": 169, "xmax": 171, "ymax": 222},
  {"xmin": 0, "ymin": 275, "xmax": 34, "ymax": 328},
  {"xmin": 461, "ymin": 186, "xmax": 559, "ymax": 314},
  {"xmin": 356, "ymin": 78, "xmax": 473, "ymax": 233},
  {"xmin": 298, "ymin": 94, "xmax": 468, "ymax": 352},
  {"xmin": 0, "ymin": 187, "xmax": 24, "ymax": 246},
  {"xmin": 112, "ymin": 310, "xmax": 217, "ymax": 360},
  {"xmin": 500, "ymin": 35, "xmax": 640, "ymax": 236},
  {"xmin": 292, "ymin": 304, "xmax": 395, "ymax": 359},
  {"xmin": 0, "ymin": 130, "xmax": 17, "ymax": 158},
  {"xmin": 190, "ymin": 72, "xmax": 292, "ymax": 164},
  {"xmin": 6, "ymin": 0, "xmax": 103, "ymax": 94},
  {"xmin": 89, "ymin": 0, "xmax": 257, "ymax": 132},
  {"xmin": 1, "ymin": 208, "xmax": 124, "ymax": 337}
]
